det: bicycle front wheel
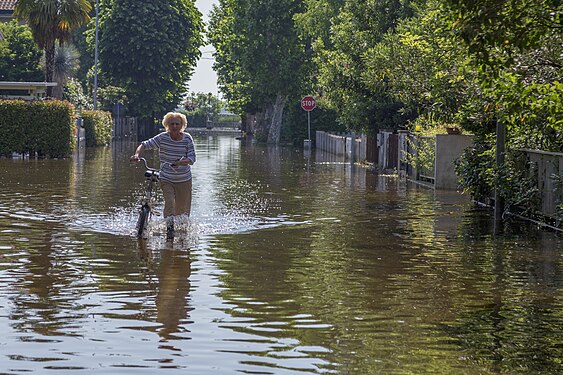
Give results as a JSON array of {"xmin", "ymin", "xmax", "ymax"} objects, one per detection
[{"xmin": 136, "ymin": 204, "xmax": 151, "ymax": 238}]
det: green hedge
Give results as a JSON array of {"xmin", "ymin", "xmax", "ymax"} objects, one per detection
[
  {"xmin": 82, "ymin": 110, "xmax": 112, "ymax": 146},
  {"xmin": 0, "ymin": 100, "xmax": 75, "ymax": 158}
]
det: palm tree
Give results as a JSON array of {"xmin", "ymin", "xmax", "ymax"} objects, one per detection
[
  {"xmin": 14, "ymin": 0, "xmax": 91, "ymax": 97},
  {"xmin": 52, "ymin": 44, "xmax": 80, "ymax": 99}
]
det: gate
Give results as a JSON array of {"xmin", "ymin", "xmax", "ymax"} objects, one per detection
[{"xmin": 113, "ymin": 117, "xmax": 137, "ymax": 141}]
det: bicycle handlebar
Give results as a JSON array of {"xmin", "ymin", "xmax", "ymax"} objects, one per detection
[
  {"xmin": 136, "ymin": 157, "xmax": 180, "ymax": 171},
  {"xmin": 138, "ymin": 157, "xmax": 158, "ymax": 171}
]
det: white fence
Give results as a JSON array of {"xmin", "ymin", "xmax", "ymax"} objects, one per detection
[
  {"xmin": 315, "ymin": 130, "xmax": 472, "ymax": 190},
  {"xmin": 315, "ymin": 131, "xmax": 366, "ymax": 162}
]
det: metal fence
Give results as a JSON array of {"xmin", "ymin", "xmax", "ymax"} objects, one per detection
[
  {"xmin": 416, "ymin": 136, "xmax": 436, "ymax": 183},
  {"xmin": 520, "ymin": 149, "xmax": 563, "ymax": 223},
  {"xmin": 113, "ymin": 117, "xmax": 137, "ymax": 141}
]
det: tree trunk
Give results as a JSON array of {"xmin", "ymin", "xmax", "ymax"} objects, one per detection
[
  {"xmin": 44, "ymin": 42, "xmax": 56, "ymax": 98},
  {"xmin": 254, "ymin": 108, "xmax": 271, "ymax": 141},
  {"xmin": 267, "ymin": 94, "xmax": 286, "ymax": 144},
  {"xmin": 52, "ymin": 79, "xmax": 64, "ymax": 100}
]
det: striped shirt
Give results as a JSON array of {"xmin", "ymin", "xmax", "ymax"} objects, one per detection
[{"xmin": 142, "ymin": 132, "xmax": 196, "ymax": 183}]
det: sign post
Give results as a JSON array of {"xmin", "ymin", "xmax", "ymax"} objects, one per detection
[{"xmin": 301, "ymin": 95, "xmax": 316, "ymax": 149}]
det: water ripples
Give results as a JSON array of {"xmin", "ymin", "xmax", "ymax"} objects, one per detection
[{"xmin": 0, "ymin": 140, "xmax": 562, "ymax": 374}]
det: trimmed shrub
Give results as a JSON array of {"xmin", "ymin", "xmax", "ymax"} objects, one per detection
[
  {"xmin": 82, "ymin": 110, "xmax": 112, "ymax": 146},
  {"xmin": 0, "ymin": 100, "xmax": 75, "ymax": 158}
]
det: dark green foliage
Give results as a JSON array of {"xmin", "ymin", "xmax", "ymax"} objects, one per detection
[
  {"xmin": 174, "ymin": 111, "xmax": 207, "ymax": 128},
  {"xmin": 447, "ymin": 0, "xmax": 562, "ymax": 217},
  {"xmin": 440, "ymin": 0, "xmax": 560, "ymax": 70},
  {"xmin": 0, "ymin": 20, "xmax": 43, "ymax": 81},
  {"xmin": 208, "ymin": 0, "xmax": 309, "ymax": 142},
  {"xmin": 63, "ymin": 78, "xmax": 94, "ymax": 110},
  {"xmin": 71, "ymin": 23, "xmax": 92, "ymax": 87},
  {"xmin": 95, "ymin": 85, "xmax": 128, "ymax": 112},
  {"xmin": 281, "ymin": 100, "xmax": 344, "ymax": 145},
  {"xmin": 99, "ymin": 0, "xmax": 204, "ymax": 117},
  {"xmin": 497, "ymin": 151, "xmax": 541, "ymax": 217},
  {"xmin": 82, "ymin": 110, "xmax": 112, "ymax": 146},
  {"xmin": 455, "ymin": 134, "xmax": 546, "ymax": 217},
  {"xmin": 454, "ymin": 134, "xmax": 496, "ymax": 203},
  {"xmin": 295, "ymin": 0, "xmax": 416, "ymax": 133},
  {"xmin": 439, "ymin": 0, "xmax": 562, "ymax": 137},
  {"xmin": 0, "ymin": 100, "xmax": 75, "ymax": 158},
  {"xmin": 14, "ymin": 0, "xmax": 92, "ymax": 97}
]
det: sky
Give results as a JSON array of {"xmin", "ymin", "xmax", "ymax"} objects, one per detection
[{"xmin": 187, "ymin": 0, "xmax": 219, "ymax": 96}]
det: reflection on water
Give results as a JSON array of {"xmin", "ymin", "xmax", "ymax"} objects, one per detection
[{"xmin": 0, "ymin": 135, "xmax": 561, "ymax": 374}]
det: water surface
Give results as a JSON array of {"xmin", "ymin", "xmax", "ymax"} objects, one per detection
[{"xmin": 0, "ymin": 134, "xmax": 561, "ymax": 374}]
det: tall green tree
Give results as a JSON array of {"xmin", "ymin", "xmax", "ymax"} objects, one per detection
[
  {"xmin": 442, "ymin": 0, "xmax": 562, "ymax": 215},
  {"xmin": 99, "ymin": 0, "xmax": 204, "ymax": 117},
  {"xmin": 14, "ymin": 0, "xmax": 92, "ymax": 97},
  {"xmin": 0, "ymin": 20, "xmax": 43, "ymax": 82},
  {"xmin": 440, "ymin": 0, "xmax": 562, "ymax": 144},
  {"xmin": 209, "ymin": 0, "xmax": 308, "ymax": 143},
  {"xmin": 439, "ymin": 0, "xmax": 560, "ymax": 71},
  {"xmin": 363, "ymin": 1, "xmax": 479, "ymax": 127},
  {"xmin": 295, "ymin": 0, "xmax": 416, "ymax": 133}
]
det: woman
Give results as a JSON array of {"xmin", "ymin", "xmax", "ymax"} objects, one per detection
[{"xmin": 130, "ymin": 112, "xmax": 196, "ymax": 234}]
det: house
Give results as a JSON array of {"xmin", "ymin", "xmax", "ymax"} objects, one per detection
[
  {"xmin": 0, "ymin": 0, "xmax": 17, "ymax": 23},
  {"xmin": 0, "ymin": 81, "xmax": 57, "ymax": 100}
]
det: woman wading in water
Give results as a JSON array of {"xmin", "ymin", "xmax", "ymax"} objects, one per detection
[{"xmin": 131, "ymin": 112, "xmax": 196, "ymax": 237}]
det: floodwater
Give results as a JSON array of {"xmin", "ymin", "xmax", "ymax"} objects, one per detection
[{"xmin": 0, "ymin": 133, "xmax": 561, "ymax": 374}]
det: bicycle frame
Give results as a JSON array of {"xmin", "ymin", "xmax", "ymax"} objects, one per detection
[
  {"xmin": 136, "ymin": 158, "xmax": 160, "ymax": 238},
  {"xmin": 141, "ymin": 158, "xmax": 160, "ymax": 205},
  {"xmin": 134, "ymin": 157, "xmax": 181, "ymax": 238}
]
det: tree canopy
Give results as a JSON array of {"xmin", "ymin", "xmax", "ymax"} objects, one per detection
[
  {"xmin": 295, "ymin": 0, "xmax": 417, "ymax": 133},
  {"xmin": 208, "ymin": 0, "xmax": 308, "ymax": 142},
  {"xmin": 438, "ymin": 0, "xmax": 562, "ymax": 147},
  {"xmin": 0, "ymin": 20, "xmax": 43, "ymax": 82},
  {"xmin": 99, "ymin": 0, "xmax": 204, "ymax": 117},
  {"xmin": 14, "ymin": 0, "xmax": 91, "ymax": 97}
]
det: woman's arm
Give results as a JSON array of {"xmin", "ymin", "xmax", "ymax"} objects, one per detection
[
  {"xmin": 130, "ymin": 143, "xmax": 145, "ymax": 162},
  {"xmin": 186, "ymin": 134, "xmax": 196, "ymax": 165},
  {"xmin": 174, "ymin": 135, "xmax": 196, "ymax": 166}
]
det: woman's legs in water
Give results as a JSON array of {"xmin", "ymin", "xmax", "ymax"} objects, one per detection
[
  {"xmin": 160, "ymin": 180, "xmax": 192, "ymax": 235},
  {"xmin": 160, "ymin": 181, "xmax": 176, "ymax": 219},
  {"xmin": 173, "ymin": 180, "xmax": 192, "ymax": 217}
]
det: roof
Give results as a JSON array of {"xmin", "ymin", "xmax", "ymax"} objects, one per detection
[
  {"xmin": 0, "ymin": 82, "xmax": 57, "ymax": 88},
  {"xmin": 0, "ymin": 81, "xmax": 57, "ymax": 100},
  {"xmin": 0, "ymin": 1, "xmax": 17, "ymax": 11}
]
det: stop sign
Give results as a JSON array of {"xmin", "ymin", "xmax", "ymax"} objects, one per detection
[{"xmin": 301, "ymin": 95, "xmax": 316, "ymax": 111}]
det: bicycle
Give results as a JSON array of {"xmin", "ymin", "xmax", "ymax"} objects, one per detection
[
  {"xmin": 133, "ymin": 157, "xmax": 185, "ymax": 239},
  {"xmin": 134, "ymin": 157, "xmax": 161, "ymax": 238}
]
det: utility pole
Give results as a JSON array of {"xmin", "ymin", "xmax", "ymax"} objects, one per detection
[{"xmin": 93, "ymin": 0, "xmax": 100, "ymax": 110}]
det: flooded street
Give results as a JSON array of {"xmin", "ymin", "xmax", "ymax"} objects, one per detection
[{"xmin": 0, "ymin": 133, "xmax": 561, "ymax": 374}]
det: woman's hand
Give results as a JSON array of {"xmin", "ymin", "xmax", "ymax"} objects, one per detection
[
  {"xmin": 171, "ymin": 157, "xmax": 192, "ymax": 167},
  {"xmin": 131, "ymin": 144, "xmax": 144, "ymax": 162}
]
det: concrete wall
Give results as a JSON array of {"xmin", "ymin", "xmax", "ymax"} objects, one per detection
[{"xmin": 434, "ymin": 134, "xmax": 474, "ymax": 190}]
